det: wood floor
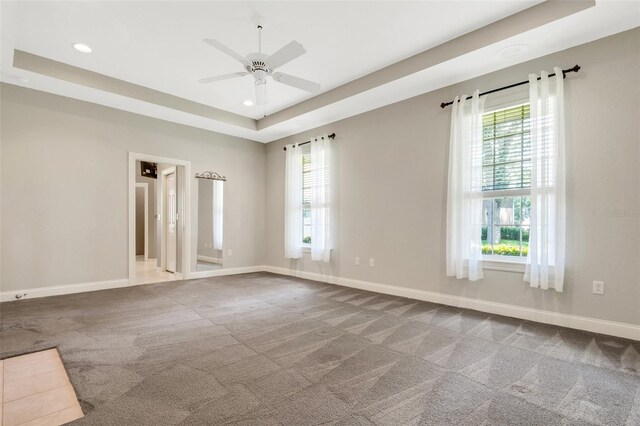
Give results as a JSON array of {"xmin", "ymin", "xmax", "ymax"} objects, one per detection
[{"xmin": 1, "ymin": 348, "xmax": 83, "ymax": 426}]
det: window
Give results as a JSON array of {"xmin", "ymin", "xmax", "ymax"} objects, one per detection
[
  {"xmin": 284, "ymin": 136, "xmax": 331, "ymax": 261},
  {"xmin": 302, "ymin": 147, "xmax": 311, "ymax": 245},
  {"xmin": 481, "ymin": 103, "xmax": 531, "ymax": 258}
]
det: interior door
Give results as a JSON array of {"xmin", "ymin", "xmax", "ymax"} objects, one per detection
[
  {"xmin": 165, "ymin": 172, "xmax": 177, "ymax": 273},
  {"xmin": 135, "ymin": 187, "xmax": 145, "ymax": 256}
]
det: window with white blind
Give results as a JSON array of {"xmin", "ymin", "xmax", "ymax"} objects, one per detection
[
  {"xmin": 482, "ymin": 103, "xmax": 531, "ymax": 258},
  {"xmin": 302, "ymin": 147, "xmax": 312, "ymax": 245}
]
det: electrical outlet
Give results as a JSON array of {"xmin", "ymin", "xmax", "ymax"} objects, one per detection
[
  {"xmin": 593, "ymin": 281, "xmax": 604, "ymax": 295},
  {"xmin": 355, "ymin": 257, "xmax": 360, "ymax": 266},
  {"xmin": 227, "ymin": 249, "xmax": 233, "ymax": 257},
  {"xmin": 369, "ymin": 258, "xmax": 375, "ymax": 267}
]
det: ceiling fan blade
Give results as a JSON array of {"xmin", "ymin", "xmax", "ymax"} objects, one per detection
[
  {"xmin": 265, "ymin": 41, "xmax": 306, "ymax": 69},
  {"xmin": 203, "ymin": 39, "xmax": 251, "ymax": 66},
  {"xmin": 198, "ymin": 72, "xmax": 249, "ymax": 84},
  {"xmin": 255, "ymin": 82, "xmax": 267, "ymax": 105},
  {"xmin": 272, "ymin": 72, "xmax": 320, "ymax": 93}
]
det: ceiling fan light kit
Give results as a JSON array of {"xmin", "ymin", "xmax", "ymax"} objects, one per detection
[{"xmin": 199, "ymin": 25, "xmax": 321, "ymax": 105}]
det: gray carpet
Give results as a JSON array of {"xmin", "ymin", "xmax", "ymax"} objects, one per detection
[{"xmin": 1, "ymin": 272, "xmax": 639, "ymax": 425}]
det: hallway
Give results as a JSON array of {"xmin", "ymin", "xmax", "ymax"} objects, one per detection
[{"xmin": 135, "ymin": 257, "xmax": 178, "ymax": 285}]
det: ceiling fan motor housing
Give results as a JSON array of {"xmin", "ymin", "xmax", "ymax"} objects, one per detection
[{"xmin": 245, "ymin": 53, "xmax": 271, "ymax": 76}]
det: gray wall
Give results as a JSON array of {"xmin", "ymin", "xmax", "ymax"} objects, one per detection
[
  {"xmin": 1, "ymin": 85, "xmax": 266, "ymax": 291},
  {"xmin": 1, "ymin": 28, "xmax": 637, "ymax": 328},
  {"xmin": 264, "ymin": 28, "xmax": 640, "ymax": 326}
]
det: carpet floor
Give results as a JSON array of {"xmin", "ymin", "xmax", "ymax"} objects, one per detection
[{"xmin": 1, "ymin": 272, "xmax": 639, "ymax": 425}]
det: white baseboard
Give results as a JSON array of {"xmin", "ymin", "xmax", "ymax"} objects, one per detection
[
  {"xmin": 0, "ymin": 279, "xmax": 130, "ymax": 302},
  {"xmin": 3, "ymin": 265, "xmax": 638, "ymax": 341},
  {"xmin": 0, "ymin": 266, "xmax": 264, "ymax": 302},
  {"xmin": 197, "ymin": 255, "xmax": 222, "ymax": 264},
  {"xmin": 262, "ymin": 266, "xmax": 640, "ymax": 341},
  {"xmin": 189, "ymin": 265, "xmax": 263, "ymax": 279}
]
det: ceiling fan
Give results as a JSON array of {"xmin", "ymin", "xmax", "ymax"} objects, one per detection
[{"xmin": 199, "ymin": 25, "xmax": 321, "ymax": 105}]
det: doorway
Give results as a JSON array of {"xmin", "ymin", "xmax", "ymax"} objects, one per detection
[
  {"xmin": 162, "ymin": 167, "xmax": 177, "ymax": 273},
  {"xmin": 129, "ymin": 153, "xmax": 191, "ymax": 286}
]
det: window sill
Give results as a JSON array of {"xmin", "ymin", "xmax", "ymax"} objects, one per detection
[
  {"xmin": 301, "ymin": 246, "xmax": 334, "ymax": 255},
  {"xmin": 482, "ymin": 256, "xmax": 526, "ymax": 273}
]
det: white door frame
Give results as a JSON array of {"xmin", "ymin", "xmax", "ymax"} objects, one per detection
[
  {"xmin": 128, "ymin": 152, "xmax": 191, "ymax": 285},
  {"xmin": 160, "ymin": 166, "xmax": 177, "ymax": 273},
  {"xmin": 135, "ymin": 182, "xmax": 149, "ymax": 260}
]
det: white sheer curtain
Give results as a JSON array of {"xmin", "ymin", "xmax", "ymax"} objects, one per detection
[
  {"xmin": 212, "ymin": 180, "xmax": 223, "ymax": 251},
  {"xmin": 446, "ymin": 90, "xmax": 485, "ymax": 281},
  {"xmin": 284, "ymin": 143, "xmax": 303, "ymax": 259},
  {"xmin": 525, "ymin": 67, "xmax": 566, "ymax": 292},
  {"xmin": 310, "ymin": 135, "xmax": 332, "ymax": 262}
]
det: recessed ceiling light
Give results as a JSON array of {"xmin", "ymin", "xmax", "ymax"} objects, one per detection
[
  {"xmin": 242, "ymin": 99, "xmax": 254, "ymax": 106},
  {"xmin": 73, "ymin": 43, "xmax": 93, "ymax": 53}
]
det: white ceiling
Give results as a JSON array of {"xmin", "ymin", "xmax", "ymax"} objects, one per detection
[
  {"xmin": 1, "ymin": 1, "xmax": 639, "ymax": 142},
  {"xmin": 2, "ymin": 1, "xmax": 541, "ymax": 119}
]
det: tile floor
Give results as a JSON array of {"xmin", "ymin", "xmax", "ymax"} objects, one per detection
[
  {"xmin": 1, "ymin": 348, "xmax": 83, "ymax": 425},
  {"xmin": 135, "ymin": 257, "xmax": 177, "ymax": 285}
]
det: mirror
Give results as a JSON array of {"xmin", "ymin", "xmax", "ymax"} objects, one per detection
[{"xmin": 196, "ymin": 173, "xmax": 224, "ymax": 272}]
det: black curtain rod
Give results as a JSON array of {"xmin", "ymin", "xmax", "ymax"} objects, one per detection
[
  {"xmin": 440, "ymin": 65, "xmax": 580, "ymax": 109},
  {"xmin": 283, "ymin": 133, "xmax": 336, "ymax": 151}
]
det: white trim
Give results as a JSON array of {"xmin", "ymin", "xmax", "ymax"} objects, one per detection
[
  {"xmin": 189, "ymin": 266, "xmax": 263, "ymax": 279},
  {"xmin": 484, "ymin": 96, "xmax": 529, "ymax": 113},
  {"xmin": 129, "ymin": 153, "xmax": 191, "ymax": 286},
  {"xmin": 161, "ymin": 166, "xmax": 177, "ymax": 273},
  {"xmin": 0, "ymin": 279, "xmax": 129, "ymax": 302},
  {"xmin": 262, "ymin": 266, "xmax": 640, "ymax": 341},
  {"xmin": 0, "ymin": 266, "xmax": 262, "ymax": 302},
  {"xmin": 197, "ymin": 255, "xmax": 222, "ymax": 264},
  {"xmin": 135, "ymin": 183, "xmax": 149, "ymax": 260},
  {"xmin": 3, "ymin": 264, "xmax": 637, "ymax": 340},
  {"xmin": 482, "ymin": 257, "xmax": 526, "ymax": 273},
  {"xmin": 481, "ymin": 188, "xmax": 531, "ymax": 198}
]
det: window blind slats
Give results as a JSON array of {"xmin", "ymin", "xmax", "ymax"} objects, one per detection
[{"xmin": 482, "ymin": 104, "xmax": 531, "ymax": 192}]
